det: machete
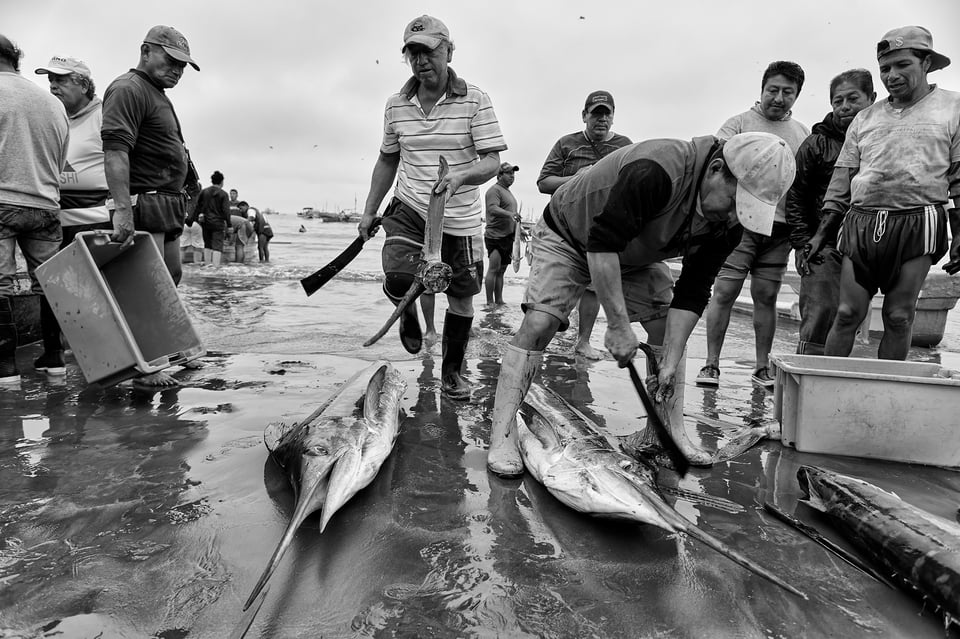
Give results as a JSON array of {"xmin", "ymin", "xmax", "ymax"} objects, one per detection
[{"xmin": 300, "ymin": 217, "xmax": 381, "ymax": 296}]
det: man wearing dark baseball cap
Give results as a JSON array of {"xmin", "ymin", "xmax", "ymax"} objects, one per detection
[
  {"xmin": 488, "ymin": 131, "xmax": 796, "ymax": 477},
  {"xmin": 537, "ymin": 89, "xmax": 634, "ymax": 360},
  {"xmin": 99, "ymin": 25, "xmax": 202, "ymax": 389},
  {"xmin": 358, "ymin": 14, "xmax": 508, "ymax": 400},
  {"xmin": 143, "ymin": 25, "xmax": 199, "ymax": 72},
  {"xmin": 806, "ymin": 25, "xmax": 960, "ymax": 362}
]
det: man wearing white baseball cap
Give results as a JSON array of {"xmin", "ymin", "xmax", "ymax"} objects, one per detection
[
  {"xmin": 806, "ymin": 25, "xmax": 960, "ymax": 361},
  {"xmin": 34, "ymin": 55, "xmax": 109, "ymax": 375},
  {"xmin": 487, "ymin": 131, "xmax": 795, "ymax": 477}
]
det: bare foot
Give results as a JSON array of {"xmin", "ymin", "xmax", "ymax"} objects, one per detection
[
  {"xmin": 422, "ymin": 330, "xmax": 438, "ymax": 352},
  {"xmin": 574, "ymin": 342, "xmax": 604, "ymax": 360},
  {"xmin": 133, "ymin": 370, "xmax": 180, "ymax": 389},
  {"xmin": 181, "ymin": 358, "xmax": 204, "ymax": 370}
]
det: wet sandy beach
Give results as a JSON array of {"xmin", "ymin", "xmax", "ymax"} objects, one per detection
[{"xmin": 2, "ymin": 219, "xmax": 960, "ymax": 638}]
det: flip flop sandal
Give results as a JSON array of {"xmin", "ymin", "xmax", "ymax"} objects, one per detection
[{"xmin": 398, "ymin": 307, "xmax": 422, "ymax": 354}]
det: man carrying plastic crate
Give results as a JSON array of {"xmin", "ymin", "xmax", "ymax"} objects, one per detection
[
  {"xmin": 0, "ymin": 34, "xmax": 69, "ymax": 385},
  {"xmin": 101, "ymin": 25, "xmax": 200, "ymax": 389}
]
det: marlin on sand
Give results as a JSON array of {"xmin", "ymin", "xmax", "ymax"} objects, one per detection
[
  {"xmin": 517, "ymin": 383, "xmax": 806, "ymax": 598},
  {"xmin": 237, "ymin": 361, "xmax": 406, "ymax": 624}
]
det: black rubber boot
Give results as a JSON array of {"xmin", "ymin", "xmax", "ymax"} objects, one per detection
[
  {"xmin": 0, "ymin": 296, "xmax": 20, "ymax": 383},
  {"xmin": 34, "ymin": 298, "xmax": 65, "ymax": 375},
  {"xmin": 384, "ymin": 274, "xmax": 421, "ymax": 354},
  {"xmin": 441, "ymin": 311, "xmax": 473, "ymax": 400}
]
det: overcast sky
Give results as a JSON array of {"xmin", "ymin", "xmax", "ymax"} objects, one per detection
[{"xmin": 7, "ymin": 1, "xmax": 960, "ymax": 216}]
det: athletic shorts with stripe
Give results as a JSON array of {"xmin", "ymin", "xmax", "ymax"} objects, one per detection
[
  {"xmin": 837, "ymin": 204, "xmax": 947, "ymax": 296},
  {"xmin": 380, "ymin": 198, "xmax": 484, "ymax": 298},
  {"xmin": 522, "ymin": 217, "xmax": 673, "ymax": 331}
]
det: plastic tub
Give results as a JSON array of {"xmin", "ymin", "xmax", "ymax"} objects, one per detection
[
  {"xmin": 770, "ymin": 353, "xmax": 960, "ymax": 467},
  {"xmin": 36, "ymin": 231, "xmax": 205, "ymax": 386}
]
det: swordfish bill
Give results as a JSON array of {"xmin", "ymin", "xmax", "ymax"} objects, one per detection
[
  {"xmin": 518, "ymin": 383, "xmax": 806, "ymax": 599},
  {"xmin": 798, "ymin": 465, "xmax": 960, "ymax": 618},
  {"xmin": 241, "ymin": 361, "xmax": 406, "ymax": 612},
  {"xmin": 364, "ymin": 157, "xmax": 452, "ymax": 347}
]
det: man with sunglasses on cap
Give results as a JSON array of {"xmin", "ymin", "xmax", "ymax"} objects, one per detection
[
  {"xmin": 806, "ymin": 26, "xmax": 960, "ymax": 361},
  {"xmin": 101, "ymin": 25, "xmax": 200, "ymax": 389},
  {"xmin": 487, "ymin": 132, "xmax": 796, "ymax": 478},
  {"xmin": 357, "ymin": 15, "xmax": 506, "ymax": 400},
  {"xmin": 538, "ymin": 90, "xmax": 634, "ymax": 360},
  {"xmin": 30, "ymin": 55, "xmax": 108, "ymax": 376}
]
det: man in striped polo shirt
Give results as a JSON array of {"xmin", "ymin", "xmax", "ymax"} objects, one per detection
[{"xmin": 358, "ymin": 15, "xmax": 506, "ymax": 400}]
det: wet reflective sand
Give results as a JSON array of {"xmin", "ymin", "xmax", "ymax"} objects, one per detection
[{"xmin": 2, "ymin": 221, "xmax": 959, "ymax": 638}]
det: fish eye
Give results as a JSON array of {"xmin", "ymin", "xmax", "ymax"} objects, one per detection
[{"xmin": 306, "ymin": 445, "xmax": 329, "ymax": 457}]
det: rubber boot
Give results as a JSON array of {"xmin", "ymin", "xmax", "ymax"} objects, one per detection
[
  {"xmin": 625, "ymin": 344, "xmax": 712, "ymax": 466},
  {"xmin": 0, "ymin": 296, "xmax": 20, "ymax": 384},
  {"xmin": 440, "ymin": 311, "xmax": 473, "ymax": 400},
  {"xmin": 34, "ymin": 298, "xmax": 65, "ymax": 375},
  {"xmin": 487, "ymin": 343, "xmax": 543, "ymax": 477}
]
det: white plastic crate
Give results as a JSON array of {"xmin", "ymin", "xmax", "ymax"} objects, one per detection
[
  {"xmin": 36, "ymin": 231, "xmax": 204, "ymax": 386},
  {"xmin": 771, "ymin": 353, "xmax": 960, "ymax": 467}
]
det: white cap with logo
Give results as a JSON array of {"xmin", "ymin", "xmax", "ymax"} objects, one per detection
[{"xmin": 722, "ymin": 132, "xmax": 796, "ymax": 236}]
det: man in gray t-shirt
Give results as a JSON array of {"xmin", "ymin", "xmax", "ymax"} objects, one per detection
[{"xmin": 0, "ymin": 34, "xmax": 70, "ymax": 384}]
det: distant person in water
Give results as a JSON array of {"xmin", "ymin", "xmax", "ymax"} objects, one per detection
[
  {"xmin": 299, "ymin": 224, "xmax": 307, "ymax": 233},
  {"xmin": 194, "ymin": 170, "xmax": 230, "ymax": 265},
  {"xmin": 484, "ymin": 162, "xmax": 520, "ymax": 305}
]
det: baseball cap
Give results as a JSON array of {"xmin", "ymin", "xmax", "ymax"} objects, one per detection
[
  {"xmin": 35, "ymin": 56, "xmax": 92, "ymax": 78},
  {"xmin": 498, "ymin": 162, "xmax": 519, "ymax": 175},
  {"xmin": 877, "ymin": 26, "xmax": 950, "ymax": 72},
  {"xmin": 584, "ymin": 90, "xmax": 615, "ymax": 113},
  {"xmin": 722, "ymin": 132, "xmax": 796, "ymax": 236},
  {"xmin": 402, "ymin": 15, "xmax": 450, "ymax": 52},
  {"xmin": 143, "ymin": 25, "xmax": 199, "ymax": 71}
]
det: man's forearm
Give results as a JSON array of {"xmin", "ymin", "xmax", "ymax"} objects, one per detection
[
  {"xmin": 459, "ymin": 152, "xmax": 500, "ymax": 186},
  {"xmin": 104, "ymin": 149, "xmax": 132, "ymax": 212},
  {"xmin": 362, "ymin": 153, "xmax": 400, "ymax": 217},
  {"xmin": 537, "ymin": 175, "xmax": 571, "ymax": 195},
  {"xmin": 660, "ymin": 308, "xmax": 700, "ymax": 372},
  {"xmin": 586, "ymin": 252, "xmax": 629, "ymax": 328}
]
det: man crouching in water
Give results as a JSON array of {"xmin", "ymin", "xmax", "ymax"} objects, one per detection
[{"xmin": 486, "ymin": 132, "xmax": 796, "ymax": 477}]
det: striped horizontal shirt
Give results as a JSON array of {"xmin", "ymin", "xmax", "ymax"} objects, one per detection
[{"xmin": 381, "ymin": 68, "xmax": 506, "ymax": 237}]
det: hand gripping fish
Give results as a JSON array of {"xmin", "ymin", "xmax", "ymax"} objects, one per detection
[
  {"xmin": 240, "ymin": 361, "xmax": 406, "ymax": 613},
  {"xmin": 364, "ymin": 158, "xmax": 452, "ymax": 347},
  {"xmin": 517, "ymin": 383, "xmax": 806, "ymax": 598},
  {"xmin": 798, "ymin": 465, "xmax": 960, "ymax": 619},
  {"xmin": 511, "ymin": 205, "xmax": 523, "ymax": 273}
]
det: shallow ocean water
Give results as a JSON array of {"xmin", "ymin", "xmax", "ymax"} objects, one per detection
[{"xmin": 1, "ymin": 215, "xmax": 959, "ymax": 638}]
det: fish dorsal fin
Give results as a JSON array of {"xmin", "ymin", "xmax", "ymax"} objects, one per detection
[
  {"xmin": 363, "ymin": 363, "xmax": 389, "ymax": 423},
  {"xmin": 264, "ymin": 420, "xmax": 296, "ymax": 454}
]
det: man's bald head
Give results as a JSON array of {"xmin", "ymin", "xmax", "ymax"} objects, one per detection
[{"xmin": 0, "ymin": 34, "xmax": 23, "ymax": 72}]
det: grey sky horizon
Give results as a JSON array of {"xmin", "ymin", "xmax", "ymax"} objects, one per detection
[{"xmin": 7, "ymin": 0, "xmax": 960, "ymax": 217}]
